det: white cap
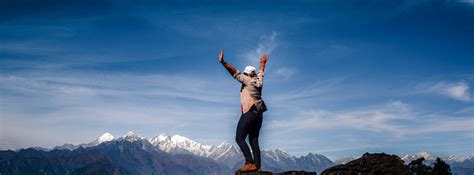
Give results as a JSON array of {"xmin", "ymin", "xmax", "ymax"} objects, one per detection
[{"xmin": 243, "ymin": 66, "xmax": 257, "ymax": 74}]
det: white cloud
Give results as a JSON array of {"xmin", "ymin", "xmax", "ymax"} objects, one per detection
[
  {"xmin": 270, "ymin": 77, "xmax": 346, "ymax": 102},
  {"xmin": 243, "ymin": 31, "xmax": 278, "ymax": 67},
  {"xmin": 273, "ymin": 67, "xmax": 296, "ymax": 80},
  {"xmin": 411, "ymin": 117, "xmax": 474, "ymax": 134},
  {"xmin": 427, "ymin": 81, "xmax": 471, "ymax": 102}
]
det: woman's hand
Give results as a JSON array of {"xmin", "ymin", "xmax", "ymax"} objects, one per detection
[
  {"xmin": 219, "ymin": 49, "xmax": 238, "ymax": 76},
  {"xmin": 219, "ymin": 49, "xmax": 224, "ymax": 63},
  {"xmin": 260, "ymin": 54, "xmax": 268, "ymax": 72},
  {"xmin": 260, "ymin": 54, "xmax": 268, "ymax": 64}
]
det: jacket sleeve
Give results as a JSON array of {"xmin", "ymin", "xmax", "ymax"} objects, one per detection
[
  {"xmin": 234, "ymin": 71, "xmax": 252, "ymax": 85},
  {"xmin": 254, "ymin": 70, "xmax": 264, "ymax": 88}
]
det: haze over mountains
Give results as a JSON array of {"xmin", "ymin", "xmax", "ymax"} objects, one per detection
[{"xmin": 2, "ymin": 132, "xmax": 473, "ymax": 174}]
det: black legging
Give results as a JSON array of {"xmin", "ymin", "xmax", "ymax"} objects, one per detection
[{"xmin": 235, "ymin": 105, "xmax": 263, "ymax": 169}]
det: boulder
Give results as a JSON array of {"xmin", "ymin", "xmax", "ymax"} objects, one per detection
[{"xmin": 321, "ymin": 152, "xmax": 410, "ymax": 175}]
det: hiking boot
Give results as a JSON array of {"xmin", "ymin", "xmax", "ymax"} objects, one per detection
[{"xmin": 239, "ymin": 163, "xmax": 257, "ymax": 172}]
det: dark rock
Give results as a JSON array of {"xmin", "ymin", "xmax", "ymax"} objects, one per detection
[
  {"xmin": 408, "ymin": 157, "xmax": 432, "ymax": 175},
  {"xmin": 236, "ymin": 170, "xmax": 317, "ymax": 175},
  {"xmin": 407, "ymin": 156, "xmax": 452, "ymax": 175},
  {"xmin": 432, "ymin": 157, "xmax": 452, "ymax": 175},
  {"xmin": 321, "ymin": 152, "xmax": 410, "ymax": 175}
]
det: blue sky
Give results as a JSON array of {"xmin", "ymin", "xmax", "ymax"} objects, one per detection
[{"xmin": 1, "ymin": 0, "xmax": 473, "ymax": 159}]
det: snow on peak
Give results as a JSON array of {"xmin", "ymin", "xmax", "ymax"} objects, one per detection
[
  {"xmin": 416, "ymin": 151, "xmax": 431, "ymax": 158},
  {"xmin": 399, "ymin": 151, "xmax": 473, "ymax": 164},
  {"xmin": 264, "ymin": 148, "xmax": 291, "ymax": 158},
  {"xmin": 149, "ymin": 133, "xmax": 171, "ymax": 144},
  {"xmin": 400, "ymin": 151, "xmax": 436, "ymax": 164},
  {"xmin": 149, "ymin": 133, "xmax": 216, "ymax": 157},
  {"xmin": 98, "ymin": 132, "xmax": 114, "ymax": 143},
  {"xmin": 263, "ymin": 148, "xmax": 294, "ymax": 162},
  {"xmin": 125, "ymin": 131, "xmax": 136, "ymax": 136},
  {"xmin": 275, "ymin": 148, "xmax": 289, "ymax": 154},
  {"xmin": 209, "ymin": 140, "xmax": 240, "ymax": 160},
  {"xmin": 171, "ymin": 134, "xmax": 191, "ymax": 143},
  {"xmin": 446, "ymin": 155, "xmax": 470, "ymax": 162},
  {"xmin": 170, "ymin": 135, "xmax": 214, "ymax": 155},
  {"xmin": 157, "ymin": 133, "xmax": 171, "ymax": 141},
  {"xmin": 122, "ymin": 131, "xmax": 143, "ymax": 141},
  {"xmin": 216, "ymin": 140, "xmax": 237, "ymax": 153},
  {"xmin": 218, "ymin": 140, "xmax": 232, "ymax": 148}
]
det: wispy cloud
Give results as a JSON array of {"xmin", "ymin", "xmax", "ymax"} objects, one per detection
[
  {"xmin": 0, "ymin": 73, "xmax": 239, "ymax": 149},
  {"xmin": 243, "ymin": 31, "xmax": 278, "ymax": 67},
  {"xmin": 425, "ymin": 81, "xmax": 472, "ymax": 102},
  {"xmin": 268, "ymin": 100, "xmax": 413, "ymax": 137},
  {"xmin": 273, "ymin": 67, "xmax": 296, "ymax": 81},
  {"xmin": 267, "ymin": 100, "xmax": 473, "ymax": 138},
  {"xmin": 270, "ymin": 77, "xmax": 346, "ymax": 102},
  {"xmin": 411, "ymin": 117, "xmax": 474, "ymax": 135}
]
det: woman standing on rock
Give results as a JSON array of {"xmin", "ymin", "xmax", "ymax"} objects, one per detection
[{"xmin": 219, "ymin": 49, "xmax": 268, "ymax": 172}]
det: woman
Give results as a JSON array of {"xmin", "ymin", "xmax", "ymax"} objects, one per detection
[{"xmin": 219, "ymin": 49, "xmax": 268, "ymax": 172}]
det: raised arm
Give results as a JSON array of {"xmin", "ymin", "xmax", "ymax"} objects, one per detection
[
  {"xmin": 260, "ymin": 54, "xmax": 268, "ymax": 73},
  {"xmin": 219, "ymin": 49, "xmax": 239, "ymax": 77}
]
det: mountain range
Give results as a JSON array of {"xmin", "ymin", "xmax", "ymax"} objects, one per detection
[
  {"xmin": 1, "ymin": 133, "xmax": 228, "ymax": 174},
  {"xmin": 1, "ymin": 131, "xmax": 334, "ymax": 174},
  {"xmin": 1, "ymin": 131, "xmax": 473, "ymax": 175}
]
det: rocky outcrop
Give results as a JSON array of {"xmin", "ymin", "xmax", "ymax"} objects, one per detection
[{"xmin": 321, "ymin": 152, "xmax": 410, "ymax": 175}]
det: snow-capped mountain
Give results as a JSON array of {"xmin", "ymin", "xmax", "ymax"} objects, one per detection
[
  {"xmin": 296, "ymin": 152, "xmax": 336, "ymax": 173},
  {"xmin": 100, "ymin": 132, "xmax": 115, "ymax": 141},
  {"xmin": 262, "ymin": 148, "xmax": 296, "ymax": 169},
  {"xmin": 209, "ymin": 140, "xmax": 241, "ymax": 160},
  {"xmin": 148, "ymin": 133, "xmax": 242, "ymax": 168},
  {"xmin": 264, "ymin": 149, "xmax": 295, "ymax": 162},
  {"xmin": 400, "ymin": 151, "xmax": 435, "ymax": 164},
  {"xmin": 53, "ymin": 132, "xmax": 116, "ymax": 150},
  {"xmin": 208, "ymin": 140, "xmax": 242, "ymax": 168},
  {"xmin": 445, "ymin": 155, "xmax": 474, "ymax": 163},
  {"xmin": 400, "ymin": 151, "xmax": 474, "ymax": 164},
  {"xmin": 148, "ymin": 133, "xmax": 217, "ymax": 157},
  {"xmin": 83, "ymin": 132, "xmax": 115, "ymax": 147},
  {"xmin": 261, "ymin": 149, "xmax": 335, "ymax": 173},
  {"xmin": 118, "ymin": 131, "xmax": 145, "ymax": 142}
]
